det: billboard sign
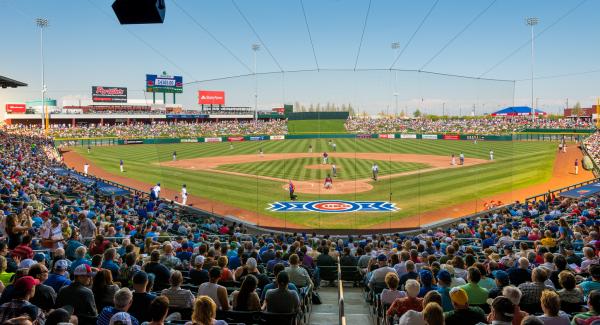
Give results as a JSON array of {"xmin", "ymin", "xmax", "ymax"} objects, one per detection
[
  {"xmin": 146, "ymin": 74, "xmax": 183, "ymax": 93},
  {"xmin": 270, "ymin": 135, "xmax": 285, "ymax": 140},
  {"xmin": 400, "ymin": 134, "xmax": 417, "ymax": 139},
  {"xmin": 123, "ymin": 139, "xmax": 144, "ymax": 145},
  {"xmin": 92, "ymin": 86, "xmax": 127, "ymax": 103},
  {"xmin": 442, "ymin": 134, "xmax": 460, "ymax": 140},
  {"xmin": 249, "ymin": 136, "xmax": 266, "ymax": 141},
  {"xmin": 379, "ymin": 134, "xmax": 396, "ymax": 139},
  {"xmin": 204, "ymin": 137, "xmax": 222, "ymax": 143},
  {"xmin": 5, "ymin": 103, "xmax": 26, "ymax": 113},
  {"xmin": 422, "ymin": 134, "xmax": 438, "ymax": 140},
  {"xmin": 228, "ymin": 137, "xmax": 245, "ymax": 142},
  {"xmin": 198, "ymin": 90, "xmax": 225, "ymax": 105}
]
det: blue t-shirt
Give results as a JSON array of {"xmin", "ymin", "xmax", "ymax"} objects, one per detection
[
  {"xmin": 580, "ymin": 280, "xmax": 600, "ymax": 300},
  {"xmin": 437, "ymin": 286, "xmax": 454, "ymax": 312}
]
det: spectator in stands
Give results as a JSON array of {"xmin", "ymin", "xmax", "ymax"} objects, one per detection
[
  {"xmin": 444, "ymin": 287, "xmax": 486, "ymax": 325},
  {"xmin": 285, "ymin": 254, "xmax": 313, "ymax": 288},
  {"xmin": 558, "ymin": 271, "xmax": 584, "ymax": 310},
  {"xmin": 509, "ymin": 257, "xmax": 532, "ymax": 287},
  {"xmin": 537, "ymin": 290, "xmax": 570, "ymax": 325},
  {"xmin": 89, "ymin": 234, "xmax": 110, "ymax": 256},
  {"xmin": 519, "ymin": 267, "xmax": 555, "ymax": 313},
  {"xmin": 12, "ymin": 235, "xmax": 33, "ymax": 261},
  {"xmin": 97, "ymin": 287, "xmax": 139, "ymax": 325},
  {"xmin": 460, "ymin": 266, "xmax": 489, "ymax": 306},
  {"xmin": 316, "ymin": 246, "xmax": 336, "ymax": 285},
  {"xmin": 550, "ymin": 255, "xmax": 568, "ymax": 289},
  {"xmin": 572, "ymin": 290, "xmax": 600, "ymax": 324},
  {"xmin": 146, "ymin": 296, "xmax": 170, "ymax": 325},
  {"xmin": 579, "ymin": 264, "xmax": 600, "ymax": 300},
  {"xmin": 487, "ymin": 296, "xmax": 515, "ymax": 325},
  {"xmin": 198, "ymin": 267, "xmax": 230, "ymax": 311},
  {"xmin": 232, "ymin": 274, "xmax": 261, "ymax": 311},
  {"xmin": 27, "ymin": 263, "xmax": 55, "ymax": 311},
  {"xmin": 489, "ymin": 270, "xmax": 510, "ymax": 299},
  {"xmin": 441, "ymin": 264, "xmax": 466, "ymax": 288},
  {"xmin": 387, "ymin": 279, "xmax": 423, "ymax": 318},
  {"xmin": 161, "ymin": 270, "xmax": 195, "ymax": 309},
  {"xmin": 129, "ymin": 271, "xmax": 156, "ymax": 323},
  {"xmin": 0, "ymin": 256, "xmax": 13, "ymax": 288},
  {"xmin": 56, "ymin": 264, "xmax": 97, "ymax": 319},
  {"xmin": 190, "ymin": 255, "xmax": 209, "ymax": 286},
  {"xmin": 487, "ymin": 286, "xmax": 527, "ymax": 325},
  {"xmin": 261, "ymin": 263, "xmax": 298, "ymax": 302},
  {"xmin": 188, "ymin": 296, "xmax": 227, "ymax": 325},
  {"xmin": 44, "ymin": 259, "xmax": 70, "ymax": 293},
  {"xmin": 418, "ymin": 269, "xmax": 437, "ymax": 297},
  {"xmin": 92, "ymin": 269, "xmax": 119, "ymax": 312},
  {"xmin": 381, "ymin": 272, "xmax": 406, "ymax": 306},
  {"xmin": 397, "ymin": 290, "xmax": 442, "ymax": 325},
  {"xmin": 263, "ymin": 271, "xmax": 300, "ymax": 314},
  {"xmin": 160, "ymin": 244, "xmax": 182, "ymax": 270},
  {"xmin": 436, "ymin": 269, "xmax": 454, "ymax": 312},
  {"xmin": 0, "ymin": 276, "xmax": 44, "ymax": 323},
  {"xmin": 236, "ymin": 257, "xmax": 269, "ymax": 290},
  {"xmin": 70, "ymin": 246, "xmax": 91, "ymax": 275},
  {"xmin": 144, "ymin": 250, "xmax": 171, "ymax": 288},
  {"xmin": 400, "ymin": 260, "xmax": 419, "ymax": 288},
  {"xmin": 422, "ymin": 302, "xmax": 444, "ymax": 325}
]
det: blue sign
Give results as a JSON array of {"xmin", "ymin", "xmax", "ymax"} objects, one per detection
[
  {"xmin": 268, "ymin": 200, "xmax": 397, "ymax": 213},
  {"xmin": 166, "ymin": 114, "xmax": 209, "ymax": 119},
  {"xmin": 249, "ymin": 136, "xmax": 266, "ymax": 141},
  {"xmin": 560, "ymin": 182, "xmax": 600, "ymax": 199}
]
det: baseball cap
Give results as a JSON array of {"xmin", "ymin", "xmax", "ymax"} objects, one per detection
[
  {"xmin": 419, "ymin": 269, "xmax": 433, "ymax": 284},
  {"xmin": 503, "ymin": 245, "xmax": 513, "ymax": 251},
  {"xmin": 449, "ymin": 287, "xmax": 469, "ymax": 306},
  {"xmin": 195, "ymin": 255, "xmax": 205, "ymax": 265},
  {"xmin": 246, "ymin": 257, "xmax": 258, "ymax": 269},
  {"xmin": 492, "ymin": 270, "xmax": 509, "ymax": 283},
  {"xmin": 33, "ymin": 253, "xmax": 46, "ymax": 263},
  {"xmin": 14, "ymin": 276, "xmax": 40, "ymax": 294},
  {"xmin": 18, "ymin": 259, "xmax": 36, "ymax": 269},
  {"xmin": 110, "ymin": 312, "xmax": 133, "ymax": 325},
  {"xmin": 377, "ymin": 254, "xmax": 387, "ymax": 262},
  {"xmin": 437, "ymin": 270, "xmax": 452, "ymax": 284},
  {"xmin": 74, "ymin": 264, "xmax": 93, "ymax": 276},
  {"xmin": 54, "ymin": 259, "xmax": 69, "ymax": 271}
]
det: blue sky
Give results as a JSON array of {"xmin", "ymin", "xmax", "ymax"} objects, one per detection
[{"xmin": 1, "ymin": 0, "xmax": 599, "ymax": 115}]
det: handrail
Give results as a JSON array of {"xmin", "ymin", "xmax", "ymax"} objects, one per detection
[
  {"xmin": 525, "ymin": 177, "xmax": 600, "ymax": 203},
  {"xmin": 337, "ymin": 256, "xmax": 346, "ymax": 325}
]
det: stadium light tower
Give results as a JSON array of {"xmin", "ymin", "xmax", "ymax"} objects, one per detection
[
  {"xmin": 391, "ymin": 42, "xmax": 400, "ymax": 115},
  {"xmin": 36, "ymin": 18, "xmax": 49, "ymax": 133},
  {"xmin": 252, "ymin": 43, "xmax": 260, "ymax": 121},
  {"xmin": 526, "ymin": 17, "xmax": 539, "ymax": 121}
]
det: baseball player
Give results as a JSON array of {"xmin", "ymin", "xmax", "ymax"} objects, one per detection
[
  {"xmin": 459, "ymin": 152, "xmax": 465, "ymax": 165},
  {"xmin": 87, "ymin": 145, "xmax": 91, "ymax": 154},
  {"xmin": 230, "ymin": 143, "xmax": 234, "ymax": 150},
  {"xmin": 575, "ymin": 159, "xmax": 579, "ymax": 175},
  {"xmin": 489, "ymin": 149, "xmax": 494, "ymax": 161},
  {"xmin": 289, "ymin": 180, "xmax": 297, "ymax": 200},
  {"xmin": 120, "ymin": 159, "xmax": 124, "ymax": 172},
  {"xmin": 324, "ymin": 174, "xmax": 333, "ymax": 189},
  {"xmin": 332, "ymin": 142, "xmax": 337, "ymax": 152},
  {"xmin": 372, "ymin": 163, "xmax": 379, "ymax": 181},
  {"xmin": 259, "ymin": 148, "xmax": 264, "ymax": 157},
  {"xmin": 152, "ymin": 183, "xmax": 161, "ymax": 199},
  {"xmin": 323, "ymin": 151, "xmax": 329, "ymax": 165},
  {"xmin": 83, "ymin": 162, "xmax": 89, "ymax": 175},
  {"xmin": 332, "ymin": 163, "xmax": 337, "ymax": 177},
  {"xmin": 172, "ymin": 151, "xmax": 177, "ymax": 161},
  {"xmin": 181, "ymin": 184, "xmax": 188, "ymax": 205},
  {"xmin": 451, "ymin": 154, "xmax": 456, "ymax": 166},
  {"xmin": 308, "ymin": 144, "xmax": 313, "ymax": 153}
]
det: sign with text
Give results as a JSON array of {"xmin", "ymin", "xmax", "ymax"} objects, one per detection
[
  {"xmin": 198, "ymin": 90, "xmax": 225, "ymax": 105},
  {"xmin": 442, "ymin": 134, "xmax": 460, "ymax": 140},
  {"xmin": 5, "ymin": 103, "xmax": 26, "ymax": 113},
  {"xmin": 400, "ymin": 134, "xmax": 417, "ymax": 139},
  {"xmin": 92, "ymin": 86, "xmax": 127, "ymax": 103},
  {"xmin": 270, "ymin": 135, "xmax": 285, "ymax": 140},
  {"xmin": 422, "ymin": 134, "xmax": 438, "ymax": 140},
  {"xmin": 204, "ymin": 137, "xmax": 222, "ymax": 143},
  {"xmin": 146, "ymin": 74, "xmax": 183, "ymax": 93},
  {"xmin": 227, "ymin": 137, "xmax": 244, "ymax": 142},
  {"xmin": 378, "ymin": 134, "xmax": 396, "ymax": 139}
]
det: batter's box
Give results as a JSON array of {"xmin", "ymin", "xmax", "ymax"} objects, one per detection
[{"xmin": 268, "ymin": 200, "xmax": 399, "ymax": 213}]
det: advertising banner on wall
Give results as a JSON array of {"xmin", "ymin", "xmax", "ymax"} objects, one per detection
[
  {"xmin": 442, "ymin": 134, "xmax": 460, "ymax": 140},
  {"xmin": 356, "ymin": 134, "xmax": 372, "ymax": 139},
  {"xmin": 227, "ymin": 137, "xmax": 244, "ymax": 142},
  {"xmin": 204, "ymin": 137, "xmax": 222, "ymax": 143},
  {"xmin": 270, "ymin": 135, "xmax": 285, "ymax": 140},
  {"xmin": 249, "ymin": 136, "xmax": 266, "ymax": 141},
  {"xmin": 180, "ymin": 138, "xmax": 198, "ymax": 143},
  {"xmin": 146, "ymin": 74, "xmax": 183, "ymax": 93},
  {"xmin": 198, "ymin": 90, "xmax": 225, "ymax": 105},
  {"xmin": 422, "ymin": 134, "xmax": 438, "ymax": 140},
  {"xmin": 400, "ymin": 134, "xmax": 417, "ymax": 139},
  {"xmin": 5, "ymin": 103, "xmax": 26, "ymax": 113},
  {"xmin": 92, "ymin": 86, "xmax": 127, "ymax": 103},
  {"xmin": 378, "ymin": 134, "xmax": 396, "ymax": 139},
  {"xmin": 123, "ymin": 139, "xmax": 144, "ymax": 145}
]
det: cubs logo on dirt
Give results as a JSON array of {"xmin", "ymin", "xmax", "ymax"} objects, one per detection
[{"xmin": 268, "ymin": 200, "xmax": 398, "ymax": 213}]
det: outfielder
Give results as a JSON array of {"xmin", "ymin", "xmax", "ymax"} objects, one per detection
[
  {"xmin": 259, "ymin": 148, "xmax": 264, "ymax": 157},
  {"xmin": 120, "ymin": 159, "xmax": 124, "ymax": 172},
  {"xmin": 489, "ymin": 149, "xmax": 494, "ymax": 161},
  {"xmin": 181, "ymin": 184, "xmax": 188, "ymax": 205},
  {"xmin": 87, "ymin": 145, "xmax": 91, "ymax": 154},
  {"xmin": 372, "ymin": 163, "xmax": 379, "ymax": 181},
  {"xmin": 83, "ymin": 162, "xmax": 89, "ymax": 175},
  {"xmin": 332, "ymin": 142, "xmax": 337, "ymax": 152},
  {"xmin": 323, "ymin": 151, "xmax": 329, "ymax": 165},
  {"xmin": 308, "ymin": 144, "xmax": 313, "ymax": 153},
  {"xmin": 172, "ymin": 151, "xmax": 177, "ymax": 161}
]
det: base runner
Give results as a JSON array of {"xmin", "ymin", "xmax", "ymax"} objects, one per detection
[
  {"xmin": 451, "ymin": 154, "xmax": 456, "ymax": 166},
  {"xmin": 181, "ymin": 184, "xmax": 188, "ymax": 205},
  {"xmin": 324, "ymin": 174, "xmax": 333, "ymax": 189},
  {"xmin": 459, "ymin": 152, "xmax": 465, "ymax": 165}
]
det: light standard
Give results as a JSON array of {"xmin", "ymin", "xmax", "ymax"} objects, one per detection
[
  {"xmin": 252, "ymin": 43, "xmax": 260, "ymax": 121},
  {"xmin": 36, "ymin": 18, "xmax": 49, "ymax": 132},
  {"xmin": 526, "ymin": 17, "xmax": 539, "ymax": 121},
  {"xmin": 391, "ymin": 42, "xmax": 400, "ymax": 115}
]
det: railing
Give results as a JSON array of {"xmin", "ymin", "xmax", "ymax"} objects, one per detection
[
  {"xmin": 581, "ymin": 140, "xmax": 600, "ymax": 177},
  {"xmin": 337, "ymin": 256, "xmax": 346, "ymax": 325},
  {"xmin": 525, "ymin": 177, "xmax": 600, "ymax": 203}
]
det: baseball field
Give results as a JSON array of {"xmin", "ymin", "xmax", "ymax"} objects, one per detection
[{"xmin": 63, "ymin": 138, "xmax": 591, "ymax": 230}]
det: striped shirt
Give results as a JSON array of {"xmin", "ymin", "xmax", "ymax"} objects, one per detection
[{"xmin": 161, "ymin": 287, "xmax": 195, "ymax": 309}]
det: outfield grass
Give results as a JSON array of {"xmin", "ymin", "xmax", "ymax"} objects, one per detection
[
  {"xmin": 75, "ymin": 139, "xmax": 557, "ymax": 229},
  {"xmin": 287, "ymin": 119, "xmax": 347, "ymax": 134},
  {"xmin": 217, "ymin": 157, "xmax": 429, "ymax": 181}
]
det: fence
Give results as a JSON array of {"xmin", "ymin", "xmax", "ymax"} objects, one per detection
[
  {"xmin": 525, "ymin": 177, "xmax": 600, "ymax": 203},
  {"xmin": 337, "ymin": 256, "xmax": 346, "ymax": 325}
]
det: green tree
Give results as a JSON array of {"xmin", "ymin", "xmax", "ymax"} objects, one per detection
[{"xmin": 413, "ymin": 109, "xmax": 422, "ymax": 117}]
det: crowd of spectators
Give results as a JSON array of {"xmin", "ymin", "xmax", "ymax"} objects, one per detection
[
  {"xmin": 584, "ymin": 132, "xmax": 600, "ymax": 168},
  {"xmin": 345, "ymin": 116, "xmax": 595, "ymax": 135}
]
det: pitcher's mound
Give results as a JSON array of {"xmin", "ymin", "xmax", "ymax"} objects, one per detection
[
  {"xmin": 283, "ymin": 180, "xmax": 373, "ymax": 194},
  {"xmin": 304, "ymin": 164, "xmax": 342, "ymax": 170}
]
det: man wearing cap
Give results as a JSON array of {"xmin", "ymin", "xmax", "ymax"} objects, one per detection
[
  {"xmin": 152, "ymin": 183, "xmax": 161, "ymax": 199},
  {"xmin": 369, "ymin": 254, "xmax": 395, "ymax": 289},
  {"xmin": 129, "ymin": 271, "xmax": 156, "ymax": 323},
  {"xmin": 56, "ymin": 264, "xmax": 98, "ymax": 319},
  {"xmin": 443, "ymin": 287, "xmax": 487, "ymax": 325},
  {"xmin": 189, "ymin": 255, "xmax": 209, "ymax": 286},
  {"xmin": 437, "ymin": 269, "xmax": 454, "ymax": 312},
  {"xmin": 489, "ymin": 270, "xmax": 510, "ymax": 299},
  {"xmin": 28, "ymin": 263, "xmax": 56, "ymax": 311},
  {"xmin": 44, "ymin": 259, "xmax": 71, "ymax": 293},
  {"xmin": 487, "ymin": 296, "xmax": 515, "ymax": 325},
  {"xmin": 0, "ymin": 276, "xmax": 44, "ymax": 323}
]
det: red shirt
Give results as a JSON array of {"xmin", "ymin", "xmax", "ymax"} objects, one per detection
[
  {"xmin": 12, "ymin": 244, "xmax": 33, "ymax": 260},
  {"xmin": 325, "ymin": 177, "xmax": 333, "ymax": 183},
  {"xmin": 387, "ymin": 296, "xmax": 423, "ymax": 317}
]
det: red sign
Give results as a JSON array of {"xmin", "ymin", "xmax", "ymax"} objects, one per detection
[
  {"xmin": 5, "ymin": 104, "xmax": 26, "ymax": 113},
  {"xmin": 442, "ymin": 134, "xmax": 460, "ymax": 140},
  {"xmin": 198, "ymin": 90, "xmax": 225, "ymax": 105},
  {"xmin": 227, "ymin": 137, "xmax": 244, "ymax": 142}
]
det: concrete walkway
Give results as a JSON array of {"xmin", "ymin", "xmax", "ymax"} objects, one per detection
[{"xmin": 310, "ymin": 283, "xmax": 372, "ymax": 325}]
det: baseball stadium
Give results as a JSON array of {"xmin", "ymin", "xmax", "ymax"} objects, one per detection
[{"xmin": 3, "ymin": 1, "xmax": 600, "ymax": 325}]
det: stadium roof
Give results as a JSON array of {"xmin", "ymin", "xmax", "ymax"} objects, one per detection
[
  {"xmin": 491, "ymin": 106, "xmax": 547, "ymax": 116},
  {"xmin": 0, "ymin": 75, "xmax": 27, "ymax": 88}
]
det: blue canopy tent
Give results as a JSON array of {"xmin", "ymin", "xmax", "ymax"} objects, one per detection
[
  {"xmin": 559, "ymin": 182, "xmax": 600, "ymax": 199},
  {"xmin": 491, "ymin": 106, "xmax": 547, "ymax": 116}
]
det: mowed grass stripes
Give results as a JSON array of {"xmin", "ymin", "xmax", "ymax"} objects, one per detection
[{"xmin": 74, "ymin": 139, "xmax": 557, "ymax": 229}]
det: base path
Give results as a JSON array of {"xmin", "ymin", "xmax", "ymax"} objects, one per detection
[
  {"xmin": 369, "ymin": 146, "xmax": 595, "ymax": 230},
  {"xmin": 61, "ymin": 150, "xmax": 304, "ymax": 229},
  {"xmin": 162, "ymin": 152, "xmax": 489, "ymax": 195}
]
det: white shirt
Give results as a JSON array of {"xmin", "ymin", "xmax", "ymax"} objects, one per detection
[
  {"xmin": 372, "ymin": 165, "xmax": 378, "ymax": 172},
  {"xmin": 181, "ymin": 187, "xmax": 187, "ymax": 198},
  {"xmin": 153, "ymin": 185, "xmax": 161, "ymax": 197}
]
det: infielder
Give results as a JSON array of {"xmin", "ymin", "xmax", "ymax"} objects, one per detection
[
  {"xmin": 372, "ymin": 163, "xmax": 379, "ymax": 181},
  {"xmin": 230, "ymin": 143, "xmax": 234, "ymax": 150},
  {"xmin": 323, "ymin": 151, "xmax": 329, "ymax": 164},
  {"xmin": 575, "ymin": 159, "xmax": 579, "ymax": 175},
  {"xmin": 120, "ymin": 159, "xmax": 124, "ymax": 172},
  {"xmin": 459, "ymin": 152, "xmax": 465, "ymax": 165},
  {"xmin": 172, "ymin": 151, "xmax": 177, "ymax": 161},
  {"xmin": 289, "ymin": 180, "xmax": 297, "ymax": 200},
  {"xmin": 324, "ymin": 174, "xmax": 333, "ymax": 189},
  {"xmin": 489, "ymin": 149, "xmax": 494, "ymax": 161},
  {"xmin": 181, "ymin": 184, "xmax": 188, "ymax": 205},
  {"xmin": 152, "ymin": 183, "xmax": 161, "ymax": 199},
  {"xmin": 332, "ymin": 163, "xmax": 337, "ymax": 177},
  {"xmin": 332, "ymin": 142, "xmax": 337, "ymax": 152},
  {"xmin": 83, "ymin": 162, "xmax": 89, "ymax": 175},
  {"xmin": 259, "ymin": 148, "xmax": 264, "ymax": 157},
  {"xmin": 451, "ymin": 154, "xmax": 456, "ymax": 166}
]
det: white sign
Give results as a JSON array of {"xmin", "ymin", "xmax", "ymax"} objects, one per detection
[
  {"xmin": 270, "ymin": 135, "xmax": 285, "ymax": 140},
  {"xmin": 204, "ymin": 137, "xmax": 222, "ymax": 143},
  {"xmin": 180, "ymin": 138, "xmax": 198, "ymax": 143},
  {"xmin": 400, "ymin": 134, "xmax": 417, "ymax": 139},
  {"xmin": 422, "ymin": 134, "xmax": 438, "ymax": 140}
]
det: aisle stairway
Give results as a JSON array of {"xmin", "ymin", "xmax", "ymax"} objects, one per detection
[{"xmin": 310, "ymin": 284, "xmax": 371, "ymax": 325}]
